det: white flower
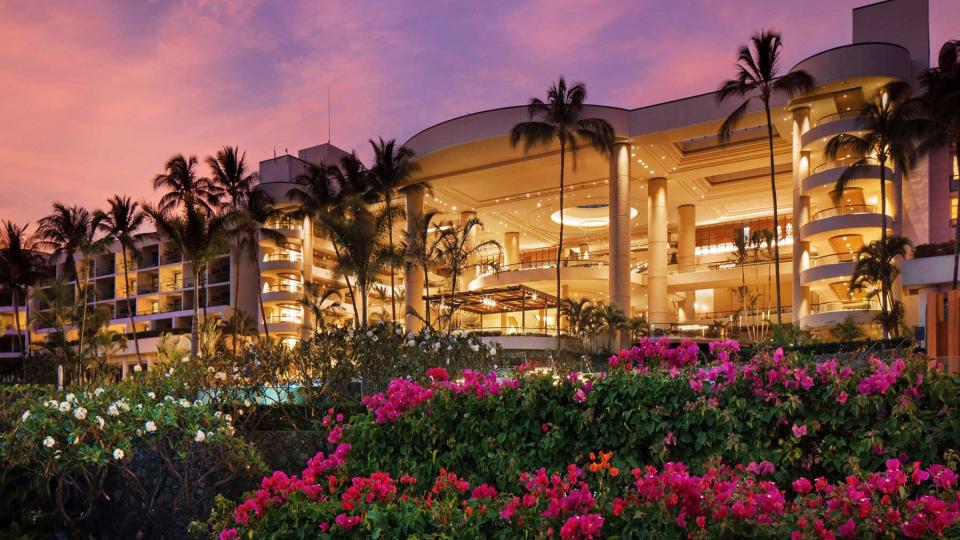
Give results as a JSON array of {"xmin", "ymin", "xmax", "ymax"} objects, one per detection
[
  {"xmin": 113, "ymin": 448, "xmax": 124, "ymax": 460},
  {"xmin": 194, "ymin": 430, "xmax": 206, "ymax": 443},
  {"xmin": 95, "ymin": 416, "xmax": 105, "ymax": 429},
  {"xmin": 207, "ymin": 366, "xmax": 215, "ymax": 373},
  {"xmin": 215, "ymin": 371, "xmax": 227, "ymax": 381},
  {"xmin": 164, "ymin": 395, "xmax": 174, "ymax": 402},
  {"xmin": 371, "ymin": 335, "xmax": 379, "ymax": 342},
  {"xmin": 179, "ymin": 399, "xmax": 191, "ymax": 408},
  {"xmin": 73, "ymin": 407, "xmax": 87, "ymax": 420},
  {"xmin": 181, "ymin": 356, "xmax": 190, "ymax": 363},
  {"xmin": 407, "ymin": 340, "xmax": 416, "ymax": 347},
  {"xmin": 43, "ymin": 436, "xmax": 56, "ymax": 448},
  {"xmin": 94, "ymin": 387, "xmax": 104, "ymax": 396},
  {"xmin": 145, "ymin": 421, "xmax": 157, "ymax": 433},
  {"xmin": 224, "ymin": 414, "xmax": 232, "ymax": 423},
  {"xmin": 214, "ymin": 411, "xmax": 222, "ymax": 418},
  {"xmin": 366, "ymin": 330, "xmax": 373, "ymax": 338},
  {"xmin": 432, "ymin": 342, "xmax": 441, "ymax": 351},
  {"xmin": 243, "ymin": 399, "xmax": 251, "ymax": 408},
  {"xmin": 65, "ymin": 393, "xmax": 76, "ymax": 403},
  {"xmin": 45, "ymin": 400, "xmax": 57, "ymax": 409},
  {"xmin": 147, "ymin": 392, "xmax": 156, "ymax": 400},
  {"xmin": 58, "ymin": 401, "xmax": 71, "ymax": 413},
  {"xmin": 395, "ymin": 328, "xmax": 403, "ymax": 335},
  {"xmin": 133, "ymin": 364, "xmax": 142, "ymax": 372},
  {"xmin": 471, "ymin": 344, "xmax": 480, "ymax": 352},
  {"xmin": 489, "ymin": 347, "xmax": 497, "ymax": 356},
  {"xmin": 20, "ymin": 410, "xmax": 30, "ymax": 422},
  {"xmin": 107, "ymin": 405, "xmax": 120, "ymax": 417}
]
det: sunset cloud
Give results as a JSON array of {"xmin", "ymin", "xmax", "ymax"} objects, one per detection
[{"xmin": 0, "ymin": 0, "xmax": 957, "ymax": 226}]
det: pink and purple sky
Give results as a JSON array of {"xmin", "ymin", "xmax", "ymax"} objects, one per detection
[{"xmin": 1, "ymin": 0, "xmax": 958, "ymax": 225}]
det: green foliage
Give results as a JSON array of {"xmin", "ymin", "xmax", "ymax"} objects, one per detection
[
  {"xmin": 0, "ymin": 378, "xmax": 264, "ymax": 537},
  {"xmin": 346, "ymin": 355, "xmax": 960, "ymax": 493}
]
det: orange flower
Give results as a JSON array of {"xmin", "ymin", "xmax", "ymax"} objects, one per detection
[{"xmin": 609, "ymin": 467, "xmax": 619, "ymax": 477}]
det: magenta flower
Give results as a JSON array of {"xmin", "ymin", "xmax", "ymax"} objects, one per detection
[
  {"xmin": 836, "ymin": 391, "xmax": 848, "ymax": 404},
  {"xmin": 791, "ymin": 424, "xmax": 807, "ymax": 438}
]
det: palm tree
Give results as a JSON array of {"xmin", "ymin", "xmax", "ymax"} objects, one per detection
[
  {"xmin": 36, "ymin": 203, "xmax": 105, "ymax": 371},
  {"xmin": 718, "ymin": 30, "xmax": 815, "ymax": 327},
  {"xmin": 314, "ymin": 194, "xmax": 399, "ymax": 328},
  {"xmin": 299, "ymin": 281, "xmax": 341, "ymax": 332},
  {"xmin": 401, "ymin": 210, "xmax": 445, "ymax": 327},
  {"xmin": 435, "ymin": 217, "xmax": 501, "ymax": 330},
  {"xmin": 825, "ymin": 81, "xmax": 928, "ymax": 338},
  {"xmin": 239, "ymin": 189, "xmax": 283, "ymax": 342},
  {"xmin": 559, "ymin": 297, "xmax": 593, "ymax": 339},
  {"xmin": 920, "ymin": 40, "xmax": 960, "ymax": 289},
  {"xmin": 367, "ymin": 138, "xmax": 425, "ymax": 323},
  {"xmin": 207, "ymin": 146, "xmax": 259, "ymax": 324},
  {"xmin": 145, "ymin": 203, "xmax": 237, "ymax": 355},
  {"xmin": 510, "ymin": 78, "xmax": 615, "ymax": 346},
  {"xmin": 0, "ymin": 221, "xmax": 45, "ymax": 360},
  {"xmin": 849, "ymin": 235, "xmax": 911, "ymax": 338},
  {"xmin": 95, "ymin": 196, "xmax": 147, "ymax": 365},
  {"xmin": 152, "ymin": 154, "xmax": 222, "ymax": 214}
]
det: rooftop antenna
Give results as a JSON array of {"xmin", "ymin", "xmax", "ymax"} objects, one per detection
[{"xmin": 327, "ymin": 86, "xmax": 332, "ymax": 144}]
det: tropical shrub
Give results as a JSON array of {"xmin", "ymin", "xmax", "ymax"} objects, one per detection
[
  {"xmin": 343, "ymin": 340, "xmax": 960, "ymax": 493},
  {"xmin": 1, "ymin": 379, "xmax": 264, "ymax": 538}
]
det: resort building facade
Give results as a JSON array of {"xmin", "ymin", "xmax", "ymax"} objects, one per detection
[{"xmin": 7, "ymin": 0, "xmax": 959, "ymax": 370}]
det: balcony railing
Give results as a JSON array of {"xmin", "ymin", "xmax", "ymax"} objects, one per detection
[
  {"xmin": 263, "ymin": 252, "xmax": 302, "ymax": 262},
  {"xmin": 266, "ymin": 219, "xmax": 302, "ymax": 230},
  {"xmin": 266, "ymin": 313, "xmax": 303, "ymax": 324},
  {"xmin": 95, "ymin": 264, "xmax": 115, "ymax": 277},
  {"xmin": 810, "ymin": 156, "xmax": 878, "ymax": 175},
  {"xmin": 810, "ymin": 253, "xmax": 858, "ymax": 267},
  {"xmin": 811, "ymin": 204, "xmax": 877, "ymax": 221},
  {"xmin": 161, "ymin": 251, "xmax": 182, "ymax": 264},
  {"xmin": 208, "ymin": 270, "xmax": 230, "ymax": 284},
  {"xmin": 810, "ymin": 299, "xmax": 880, "ymax": 314},
  {"xmin": 814, "ymin": 109, "xmax": 864, "ymax": 127},
  {"xmin": 265, "ymin": 282, "xmax": 304, "ymax": 293},
  {"xmin": 136, "ymin": 284, "xmax": 160, "ymax": 295}
]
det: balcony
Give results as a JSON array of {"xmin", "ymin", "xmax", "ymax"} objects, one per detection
[
  {"xmin": 136, "ymin": 283, "xmax": 160, "ymax": 295},
  {"xmin": 95, "ymin": 264, "xmax": 115, "ymax": 277},
  {"xmin": 161, "ymin": 250, "xmax": 182, "ymax": 264},
  {"xmin": 262, "ymin": 282, "xmax": 303, "ymax": 303},
  {"xmin": 261, "ymin": 252, "xmax": 303, "ymax": 272},
  {"xmin": 813, "ymin": 109, "xmax": 865, "ymax": 127},
  {"xmin": 950, "ymin": 175, "xmax": 959, "ymax": 193},
  {"xmin": 264, "ymin": 313, "xmax": 302, "ymax": 334},
  {"xmin": 800, "ymin": 254, "xmax": 857, "ymax": 286},
  {"xmin": 801, "ymin": 204, "xmax": 891, "ymax": 243},
  {"xmin": 208, "ymin": 270, "xmax": 231, "ymax": 284},
  {"xmin": 802, "ymin": 160, "xmax": 891, "ymax": 194},
  {"xmin": 801, "ymin": 299, "xmax": 880, "ymax": 329}
]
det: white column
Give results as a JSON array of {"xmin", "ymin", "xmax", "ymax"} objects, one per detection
[
  {"xmin": 504, "ymin": 232, "xmax": 521, "ymax": 268},
  {"xmin": 404, "ymin": 186, "xmax": 425, "ymax": 332},
  {"xmin": 647, "ymin": 176, "xmax": 669, "ymax": 329},
  {"xmin": 608, "ymin": 140, "xmax": 632, "ymax": 316},
  {"xmin": 677, "ymin": 204, "xmax": 696, "ymax": 321},
  {"xmin": 792, "ymin": 107, "xmax": 811, "ymax": 326},
  {"xmin": 300, "ymin": 215, "xmax": 314, "ymax": 338}
]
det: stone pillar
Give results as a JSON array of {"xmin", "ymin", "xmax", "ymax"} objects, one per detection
[
  {"xmin": 791, "ymin": 107, "xmax": 811, "ymax": 326},
  {"xmin": 504, "ymin": 232, "xmax": 521, "ymax": 268},
  {"xmin": 647, "ymin": 176, "xmax": 670, "ymax": 329},
  {"xmin": 608, "ymin": 140, "xmax": 632, "ymax": 317},
  {"xmin": 677, "ymin": 204, "xmax": 696, "ymax": 321},
  {"xmin": 404, "ymin": 186, "xmax": 425, "ymax": 332}
]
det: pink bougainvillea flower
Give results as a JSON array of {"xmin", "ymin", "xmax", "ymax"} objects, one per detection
[{"xmin": 792, "ymin": 424, "xmax": 807, "ymax": 438}]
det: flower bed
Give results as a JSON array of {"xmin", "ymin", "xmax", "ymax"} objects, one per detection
[{"xmin": 205, "ymin": 340, "xmax": 960, "ymax": 538}]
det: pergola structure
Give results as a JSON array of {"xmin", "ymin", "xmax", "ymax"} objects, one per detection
[{"xmin": 423, "ymin": 285, "xmax": 557, "ymax": 332}]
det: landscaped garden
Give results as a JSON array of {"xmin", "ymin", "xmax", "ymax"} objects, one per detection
[{"xmin": 3, "ymin": 329, "xmax": 959, "ymax": 538}]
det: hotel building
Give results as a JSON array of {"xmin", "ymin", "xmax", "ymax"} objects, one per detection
[{"xmin": 5, "ymin": 0, "xmax": 958, "ymax": 370}]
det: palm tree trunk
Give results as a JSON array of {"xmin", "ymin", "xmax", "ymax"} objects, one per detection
[
  {"xmin": 360, "ymin": 282, "xmax": 369, "ymax": 329},
  {"xmin": 952, "ymin": 145, "xmax": 960, "ymax": 290},
  {"xmin": 556, "ymin": 140, "xmax": 565, "ymax": 348},
  {"xmin": 12, "ymin": 289, "xmax": 23, "ymax": 369},
  {"xmin": 121, "ymin": 250, "xmax": 142, "ymax": 365},
  {"xmin": 256, "ymin": 264, "xmax": 270, "ymax": 341},
  {"xmin": 24, "ymin": 293, "xmax": 32, "ymax": 359},
  {"xmin": 191, "ymin": 269, "xmax": 201, "ymax": 356},
  {"xmin": 232, "ymin": 237, "xmax": 241, "ymax": 354},
  {"xmin": 764, "ymin": 105, "xmax": 783, "ymax": 327},
  {"xmin": 424, "ymin": 265, "xmax": 431, "ymax": 327},
  {"xmin": 879, "ymin": 158, "xmax": 889, "ymax": 340},
  {"xmin": 387, "ymin": 195, "xmax": 398, "ymax": 323},
  {"xmin": 202, "ymin": 269, "xmax": 209, "ymax": 320}
]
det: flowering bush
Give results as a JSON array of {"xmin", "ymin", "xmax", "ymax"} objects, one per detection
[
  {"xmin": 207, "ymin": 444, "xmax": 960, "ymax": 538},
  {"xmin": 1, "ymin": 380, "xmax": 263, "ymax": 537},
  {"xmin": 346, "ymin": 343, "xmax": 960, "ymax": 493}
]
